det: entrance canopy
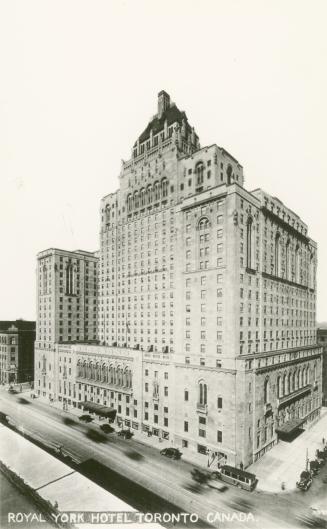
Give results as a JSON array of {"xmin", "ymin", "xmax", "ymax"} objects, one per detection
[
  {"xmin": 83, "ymin": 401, "xmax": 117, "ymax": 420},
  {"xmin": 275, "ymin": 418, "xmax": 304, "ymax": 435}
]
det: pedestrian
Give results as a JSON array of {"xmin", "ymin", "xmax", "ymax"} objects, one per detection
[
  {"xmin": 240, "ymin": 461, "xmax": 244, "ymax": 470},
  {"xmin": 322, "ymin": 437, "xmax": 325, "ymax": 445}
]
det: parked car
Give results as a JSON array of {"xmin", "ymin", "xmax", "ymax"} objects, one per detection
[
  {"xmin": 79, "ymin": 414, "xmax": 93, "ymax": 423},
  {"xmin": 117, "ymin": 429, "xmax": 133, "ymax": 439},
  {"xmin": 100, "ymin": 423, "xmax": 115, "ymax": 434},
  {"xmin": 8, "ymin": 387, "xmax": 17, "ymax": 394},
  {"xmin": 160, "ymin": 447, "xmax": 182, "ymax": 460},
  {"xmin": 296, "ymin": 470, "xmax": 313, "ymax": 491},
  {"xmin": 315, "ymin": 453, "xmax": 325, "ymax": 467},
  {"xmin": 309, "ymin": 460, "xmax": 319, "ymax": 475}
]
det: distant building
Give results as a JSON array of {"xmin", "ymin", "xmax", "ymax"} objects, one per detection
[
  {"xmin": 35, "ymin": 92, "xmax": 322, "ymax": 467},
  {"xmin": 34, "ymin": 248, "xmax": 98, "ymax": 402},
  {"xmin": 317, "ymin": 326, "xmax": 327, "ymax": 405},
  {"xmin": 0, "ymin": 320, "xmax": 35, "ymax": 384}
]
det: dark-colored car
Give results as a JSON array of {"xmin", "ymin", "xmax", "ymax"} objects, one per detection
[
  {"xmin": 79, "ymin": 414, "xmax": 93, "ymax": 423},
  {"xmin": 117, "ymin": 429, "xmax": 133, "ymax": 439},
  {"xmin": 160, "ymin": 447, "xmax": 182, "ymax": 460},
  {"xmin": 100, "ymin": 424, "xmax": 115, "ymax": 434},
  {"xmin": 8, "ymin": 387, "xmax": 17, "ymax": 394},
  {"xmin": 309, "ymin": 460, "xmax": 319, "ymax": 475},
  {"xmin": 191, "ymin": 468, "xmax": 210, "ymax": 484},
  {"xmin": 296, "ymin": 470, "xmax": 313, "ymax": 491}
]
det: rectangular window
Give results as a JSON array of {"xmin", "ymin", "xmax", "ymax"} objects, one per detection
[
  {"xmin": 184, "ymin": 390, "xmax": 189, "ymax": 401},
  {"xmin": 217, "ymin": 396, "xmax": 223, "ymax": 409},
  {"xmin": 184, "ymin": 421, "xmax": 188, "ymax": 432},
  {"xmin": 217, "ymin": 430, "xmax": 222, "ymax": 442},
  {"xmin": 199, "ymin": 429, "xmax": 206, "ymax": 438}
]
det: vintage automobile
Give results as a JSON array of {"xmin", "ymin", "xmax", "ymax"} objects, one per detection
[
  {"xmin": 296, "ymin": 470, "xmax": 313, "ymax": 491},
  {"xmin": 191, "ymin": 468, "xmax": 210, "ymax": 484},
  {"xmin": 117, "ymin": 429, "xmax": 133, "ymax": 439},
  {"xmin": 79, "ymin": 414, "xmax": 93, "ymax": 423},
  {"xmin": 100, "ymin": 423, "xmax": 115, "ymax": 434},
  {"xmin": 160, "ymin": 447, "xmax": 182, "ymax": 460},
  {"xmin": 309, "ymin": 460, "xmax": 320, "ymax": 475}
]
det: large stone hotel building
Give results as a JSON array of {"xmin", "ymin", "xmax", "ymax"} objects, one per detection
[{"xmin": 35, "ymin": 91, "xmax": 322, "ymax": 466}]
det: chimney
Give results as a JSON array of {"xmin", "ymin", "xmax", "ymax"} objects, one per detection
[{"xmin": 158, "ymin": 90, "xmax": 170, "ymax": 118}]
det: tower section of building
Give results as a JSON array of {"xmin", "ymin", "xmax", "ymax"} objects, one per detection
[{"xmin": 34, "ymin": 248, "xmax": 98, "ymax": 403}]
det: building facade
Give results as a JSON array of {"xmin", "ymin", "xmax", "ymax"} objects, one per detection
[
  {"xmin": 34, "ymin": 248, "xmax": 98, "ymax": 403},
  {"xmin": 34, "ymin": 91, "xmax": 322, "ymax": 466},
  {"xmin": 0, "ymin": 320, "xmax": 35, "ymax": 384},
  {"xmin": 317, "ymin": 326, "xmax": 327, "ymax": 406}
]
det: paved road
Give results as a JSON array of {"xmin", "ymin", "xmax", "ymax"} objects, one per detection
[{"xmin": 1, "ymin": 390, "xmax": 326, "ymax": 529}]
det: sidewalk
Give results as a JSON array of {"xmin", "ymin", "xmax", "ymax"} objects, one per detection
[{"xmin": 248, "ymin": 408, "xmax": 327, "ymax": 493}]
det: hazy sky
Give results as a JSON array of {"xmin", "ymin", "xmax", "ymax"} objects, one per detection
[{"xmin": 1, "ymin": 0, "xmax": 326, "ymax": 322}]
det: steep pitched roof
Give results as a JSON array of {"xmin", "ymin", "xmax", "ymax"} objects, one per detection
[{"xmin": 134, "ymin": 104, "xmax": 195, "ymax": 146}]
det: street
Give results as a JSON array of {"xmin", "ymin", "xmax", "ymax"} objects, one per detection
[{"xmin": 1, "ymin": 389, "xmax": 326, "ymax": 529}]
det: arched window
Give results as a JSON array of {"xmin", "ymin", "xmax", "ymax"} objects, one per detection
[
  {"xmin": 198, "ymin": 217, "xmax": 209, "ymax": 231},
  {"xmin": 301, "ymin": 368, "xmax": 306, "ymax": 387},
  {"xmin": 227, "ymin": 164, "xmax": 233, "ymax": 184},
  {"xmin": 161, "ymin": 178, "xmax": 168, "ymax": 198},
  {"xmin": 309, "ymin": 253, "xmax": 315, "ymax": 289},
  {"xmin": 295, "ymin": 245, "xmax": 300, "ymax": 282},
  {"xmin": 134, "ymin": 191, "xmax": 139, "ymax": 209},
  {"xmin": 275, "ymin": 233, "xmax": 281, "ymax": 276},
  {"xmin": 292, "ymin": 372, "xmax": 296, "ymax": 392},
  {"xmin": 154, "ymin": 181, "xmax": 160, "ymax": 201},
  {"xmin": 146, "ymin": 185, "xmax": 152, "ymax": 204},
  {"xmin": 123, "ymin": 367, "xmax": 128, "ymax": 387},
  {"xmin": 199, "ymin": 381, "xmax": 207, "ymax": 405},
  {"xmin": 42, "ymin": 265, "xmax": 48, "ymax": 295},
  {"xmin": 127, "ymin": 194, "xmax": 133, "ymax": 212},
  {"xmin": 277, "ymin": 376, "xmax": 283, "ymax": 398},
  {"xmin": 140, "ymin": 188, "xmax": 145, "ymax": 207},
  {"xmin": 195, "ymin": 162, "xmax": 204, "ymax": 185},
  {"xmin": 65, "ymin": 264, "xmax": 74, "ymax": 295},
  {"xmin": 246, "ymin": 217, "xmax": 253, "ymax": 269},
  {"xmin": 105, "ymin": 205, "xmax": 110, "ymax": 222},
  {"xmin": 285, "ymin": 239, "xmax": 290, "ymax": 280},
  {"xmin": 109, "ymin": 364, "xmax": 114, "ymax": 384},
  {"xmin": 283, "ymin": 373, "xmax": 287, "ymax": 395},
  {"xmin": 264, "ymin": 377, "xmax": 270, "ymax": 403},
  {"xmin": 294, "ymin": 370, "xmax": 298, "ymax": 391},
  {"xmin": 288, "ymin": 372, "xmax": 292, "ymax": 393},
  {"xmin": 102, "ymin": 363, "xmax": 107, "ymax": 383}
]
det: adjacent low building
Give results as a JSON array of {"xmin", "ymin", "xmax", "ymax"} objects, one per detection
[
  {"xmin": 0, "ymin": 320, "xmax": 35, "ymax": 384},
  {"xmin": 34, "ymin": 91, "xmax": 322, "ymax": 467}
]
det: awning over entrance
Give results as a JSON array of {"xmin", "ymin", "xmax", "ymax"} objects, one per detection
[
  {"xmin": 83, "ymin": 401, "xmax": 117, "ymax": 420},
  {"xmin": 275, "ymin": 418, "xmax": 304, "ymax": 435}
]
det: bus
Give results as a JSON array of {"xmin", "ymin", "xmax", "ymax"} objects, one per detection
[{"xmin": 212, "ymin": 465, "xmax": 258, "ymax": 491}]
